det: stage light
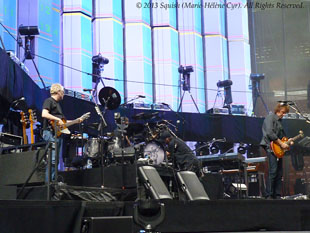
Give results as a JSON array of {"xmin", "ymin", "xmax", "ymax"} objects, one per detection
[
  {"xmin": 18, "ymin": 26, "xmax": 40, "ymax": 36},
  {"xmin": 178, "ymin": 65, "xmax": 193, "ymax": 91},
  {"xmin": 217, "ymin": 80, "xmax": 233, "ymax": 88},
  {"xmin": 237, "ymin": 143, "xmax": 247, "ymax": 155},
  {"xmin": 92, "ymin": 54, "xmax": 109, "ymax": 65},
  {"xmin": 92, "ymin": 54, "xmax": 109, "ymax": 83},
  {"xmin": 250, "ymin": 73, "xmax": 265, "ymax": 82},
  {"xmin": 18, "ymin": 25, "xmax": 40, "ymax": 61},
  {"xmin": 216, "ymin": 80, "xmax": 233, "ymax": 106}
]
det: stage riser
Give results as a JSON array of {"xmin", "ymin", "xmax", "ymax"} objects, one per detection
[
  {"xmin": 83, "ymin": 216, "xmax": 133, "ymax": 233},
  {"xmin": 1, "ymin": 200, "xmax": 310, "ymax": 233}
]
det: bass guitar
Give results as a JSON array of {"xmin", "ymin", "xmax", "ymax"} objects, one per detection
[
  {"xmin": 28, "ymin": 109, "xmax": 37, "ymax": 144},
  {"xmin": 20, "ymin": 111, "xmax": 29, "ymax": 144},
  {"xmin": 49, "ymin": 112, "xmax": 90, "ymax": 137},
  {"xmin": 270, "ymin": 130, "xmax": 304, "ymax": 158}
]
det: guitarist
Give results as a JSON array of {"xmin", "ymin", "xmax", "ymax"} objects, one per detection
[
  {"xmin": 41, "ymin": 83, "xmax": 83, "ymax": 181},
  {"xmin": 260, "ymin": 103, "xmax": 291, "ymax": 199}
]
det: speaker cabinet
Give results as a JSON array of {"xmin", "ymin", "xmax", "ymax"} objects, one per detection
[
  {"xmin": 177, "ymin": 171, "xmax": 209, "ymax": 201},
  {"xmin": 83, "ymin": 216, "xmax": 133, "ymax": 233},
  {"xmin": 138, "ymin": 166, "xmax": 172, "ymax": 200},
  {"xmin": 0, "ymin": 150, "xmax": 46, "ymax": 185}
]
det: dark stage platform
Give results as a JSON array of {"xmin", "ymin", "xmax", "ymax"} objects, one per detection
[{"xmin": 1, "ymin": 198, "xmax": 310, "ymax": 233}]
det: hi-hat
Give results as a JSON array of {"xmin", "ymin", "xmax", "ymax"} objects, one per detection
[{"xmin": 98, "ymin": 87, "xmax": 121, "ymax": 110}]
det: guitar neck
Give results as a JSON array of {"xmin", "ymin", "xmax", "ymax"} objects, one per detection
[
  {"xmin": 285, "ymin": 134, "xmax": 303, "ymax": 144},
  {"xmin": 64, "ymin": 118, "xmax": 80, "ymax": 128}
]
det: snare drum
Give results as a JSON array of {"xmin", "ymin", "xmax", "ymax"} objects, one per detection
[{"xmin": 143, "ymin": 141, "xmax": 165, "ymax": 165}]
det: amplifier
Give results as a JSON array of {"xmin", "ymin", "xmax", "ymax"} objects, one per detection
[{"xmin": 0, "ymin": 133, "xmax": 22, "ymax": 146}]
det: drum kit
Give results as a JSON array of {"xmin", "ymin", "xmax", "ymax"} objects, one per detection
[{"xmin": 81, "ymin": 86, "xmax": 177, "ymax": 167}]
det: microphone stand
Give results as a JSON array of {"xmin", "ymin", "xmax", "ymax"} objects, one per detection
[
  {"xmin": 162, "ymin": 103, "xmax": 188, "ymax": 139},
  {"xmin": 288, "ymin": 102, "xmax": 310, "ymax": 124},
  {"xmin": 120, "ymin": 96, "xmax": 144, "ymax": 107}
]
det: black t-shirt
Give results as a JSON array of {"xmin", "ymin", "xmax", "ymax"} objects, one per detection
[
  {"xmin": 42, "ymin": 97, "xmax": 64, "ymax": 130},
  {"xmin": 167, "ymin": 137, "xmax": 197, "ymax": 168}
]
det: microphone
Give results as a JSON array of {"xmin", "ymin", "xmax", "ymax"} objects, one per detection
[
  {"xmin": 138, "ymin": 95, "xmax": 146, "ymax": 98},
  {"xmin": 83, "ymin": 88, "xmax": 94, "ymax": 92}
]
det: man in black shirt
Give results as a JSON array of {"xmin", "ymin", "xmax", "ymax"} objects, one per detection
[
  {"xmin": 160, "ymin": 131, "xmax": 201, "ymax": 177},
  {"xmin": 42, "ymin": 83, "xmax": 83, "ymax": 181},
  {"xmin": 260, "ymin": 103, "xmax": 291, "ymax": 199}
]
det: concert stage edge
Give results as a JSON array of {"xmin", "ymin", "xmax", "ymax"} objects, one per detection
[{"xmin": 1, "ymin": 199, "xmax": 310, "ymax": 232}]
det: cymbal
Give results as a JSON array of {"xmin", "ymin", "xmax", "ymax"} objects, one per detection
[{"xmin": 98, "ymin": 87, "xmax": 121, "ymax": 110}]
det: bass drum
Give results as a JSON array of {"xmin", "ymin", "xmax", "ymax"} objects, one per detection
[
  {"xmin": 143, "ymin": 141, "xmax": 165, "ymax": 165},
  {"xmin": 85, "ymin": 138, "xmax": 100, "ymax": 158}
]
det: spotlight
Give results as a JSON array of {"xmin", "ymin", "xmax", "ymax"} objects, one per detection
[
  {"xmin": 216, "ymin": 80, "xmax": 233, "ymax": 106},
  {"xmin": 92, "ymin": 54, "xmax": 109, "ymax": 82},
  {"xmin": 92, "ymin": 54, "xmax": 109, "ymax": 65},
  {"xmin": 18, "ymin": 26, "xmax": 40, "ymax": 36},
  {"xmin": 237, "ymin": 143, "xmax": 247, "ymax": 155},
  {"xmin": 216, "ymin": 80, "xmax": 233, "ymax": 88},
  {"xmin": 18, "ymin": 25, "xmax": 40, "ymax": 60},
  {"xmin": 178, "ymin": 65, "xmax": 193, "ymax": 91},
  {"xmin": 250, "ymin": 73, "xmax": 265, "ymax": 82}
]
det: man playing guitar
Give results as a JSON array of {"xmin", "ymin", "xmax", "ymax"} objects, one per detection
[
  {"xmin": 42, "ymin": 83, "xmax": 86, "ymax": 181},
  {"xmin": 260, "ymin": 103, "xmax": 291, "ymax": 199}
]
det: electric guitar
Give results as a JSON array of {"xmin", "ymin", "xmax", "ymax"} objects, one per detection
[
  {"xmin": 270, "ymin": 130, "xmax": 304, "ymax": 158},
  {"xmin": 28, "ymin": 109, "xmax": 37, "ymax": 144},
  {"xmin": 49, "ymin": 112, "xmax": 90, "ymax": 137},
  {"xmin": 20, "ymin": 111, "xmax": 29, "ymax": 144}
]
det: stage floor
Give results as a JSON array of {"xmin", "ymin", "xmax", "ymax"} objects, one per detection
[{"xmin": 1, "ymin": 198, "xmax": 310, "ymax": 233}]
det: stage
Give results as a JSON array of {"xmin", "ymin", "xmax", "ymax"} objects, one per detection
[{"xmin": 1, "ymin": 198, "xmax": 310, "ymax": 233}]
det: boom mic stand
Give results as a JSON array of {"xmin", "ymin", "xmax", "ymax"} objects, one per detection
[
  {"xmin": 161, "ymin": 102, "xmax": 187, "ymax": 139},
  {"xmin": 288, "ymin": 102, "xmax": 310, "ymax": 124}
]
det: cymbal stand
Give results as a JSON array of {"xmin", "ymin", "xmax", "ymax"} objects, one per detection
[
  {"xmin": 88, "ymin": 90, "xmax": 108, "ymax": 188},
  {"xmin": 115, "ymin": 120, "xmax": 128, "ymax": 189}
]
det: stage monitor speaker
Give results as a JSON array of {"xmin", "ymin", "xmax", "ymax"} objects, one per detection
[
  {"xmin": 82, "ymin": 216, "xmax": 133, "ymax": 233},
  {"xmin": 177, "ymin": 171, "xmax": 210, "ymax": 201},
  {"xmin": 138, "ymin": 166, "xmax": 172, "ymax": 200},
  {"xmin": 0, "ymin": 149, "xmax": 45, "ymax": 185}
]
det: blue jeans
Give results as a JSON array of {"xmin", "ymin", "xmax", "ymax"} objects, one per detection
[
  {"xmin": 42, "ymin": 130, "xmax": 63, "ymax": 181},
  {"xmin": 265, "ymin": 149, "xmax": 283, "ymax": 198}
]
